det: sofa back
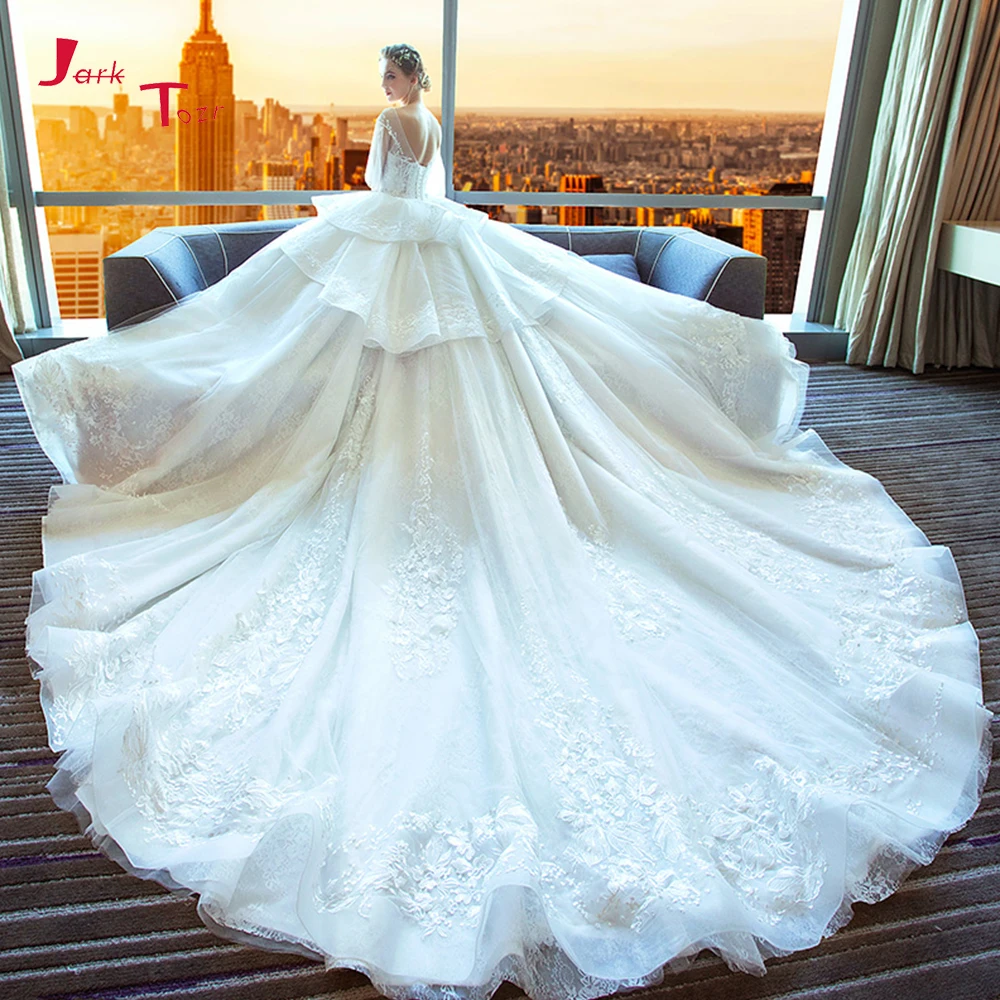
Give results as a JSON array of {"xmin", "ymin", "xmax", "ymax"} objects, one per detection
[{"xmin": 103, "ymin": 216, "xmax": 765, "ymax": 331}]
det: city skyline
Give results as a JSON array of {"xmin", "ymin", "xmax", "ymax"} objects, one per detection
[
  {"xmin": 34, "ymin": 0, "xmax": 818, "ymax": 322},
  {"xmin": 17, "ymin": 0, "xmax": 843, "ymax": 114}
]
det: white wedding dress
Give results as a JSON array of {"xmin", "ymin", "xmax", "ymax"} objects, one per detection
[{"xmin": 11, "ymin": 103, "xmax": 993, "ymax": 1000}]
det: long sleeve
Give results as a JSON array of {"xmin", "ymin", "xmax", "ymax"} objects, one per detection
[{"xmin": 364, "ymin": 112, "xmax": 390, "ymax": 192}]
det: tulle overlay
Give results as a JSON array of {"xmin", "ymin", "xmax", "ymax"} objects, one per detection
[{"xmin": 11, "ymin": 190, "xmax": 993, "ymax": 1000}]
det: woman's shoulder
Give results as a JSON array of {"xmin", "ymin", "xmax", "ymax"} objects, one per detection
[{"xmin": 389, "ymin": 103, "xmax": 437, "ymax": 121}]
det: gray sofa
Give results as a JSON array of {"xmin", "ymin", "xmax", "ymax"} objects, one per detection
[{"xmin": 103, "ymin": 217, "xmax": 767, "ymax": 332}]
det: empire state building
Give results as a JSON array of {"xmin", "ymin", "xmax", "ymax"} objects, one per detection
[{"xmin": 175, "ymin": 0, "xmax": 236, "ymax": 225}]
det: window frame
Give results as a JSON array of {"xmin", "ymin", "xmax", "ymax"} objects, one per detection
[{"xmin": 2, "ymin": 0, "xmax": 895, "ymax": 339}]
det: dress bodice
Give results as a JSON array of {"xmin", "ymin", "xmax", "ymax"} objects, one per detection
[{"xmin": 365, "ymin": 106, "xmax": 446, "ymax": 201}]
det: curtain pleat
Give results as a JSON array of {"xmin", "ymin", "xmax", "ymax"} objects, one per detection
[
  {"xmin": 0, "ymin": 99, "xmax": 35, "ymax": 372},
  {"xmin": 926, "ymin": 0, "xmax": 1000, "ymax": 368},
  {"xmin": 836, "ymin": 0, "xmax": 1000, "ymax": 372}
]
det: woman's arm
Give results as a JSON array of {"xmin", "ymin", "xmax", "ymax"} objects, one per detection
[{"xmin": 364, "ymin": 111, "xmax": 391, "ymax": 191}]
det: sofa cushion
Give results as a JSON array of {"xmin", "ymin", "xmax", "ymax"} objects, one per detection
[{"xmin": 580, "ymin": 253, "xmax": 642, "ymax": 282}]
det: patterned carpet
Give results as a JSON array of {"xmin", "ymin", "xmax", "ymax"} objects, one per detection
[{"xmin": 1, "ymin": 362, "xmax": 998, "ymax": 1000}]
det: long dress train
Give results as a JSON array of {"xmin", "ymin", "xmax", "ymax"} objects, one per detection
[{"xmin": 10, "ymin": 103, "xmax": 993, "ymax": 1000}]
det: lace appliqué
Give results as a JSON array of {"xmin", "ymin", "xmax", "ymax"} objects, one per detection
[
  {"xmin": 119, "ymin": 363, "xmax": 380, "ymax": 845},
  {"xmin": 684, "ymin": 306, "xmax": 752, "ymax": 422},
  {"xmin": 189, "ymin": 365, "xmax": 377, "ymax": 731},
  {"xmin": 619, "ymin": 454, "xmax": 961, "ymax": 806},
  {"xmin": 513, "ymin": 598, "xmax": 713, "ymax": 932},
  {"xmin": 39, "ymin": 602, "xmax": 172, "ymax": 747},
  {"xmin": 19, "ymin": 352, "xmax": 79, "ymax": 444},
  {"xmin": 694, "ymin": 756, "xmax": 828, "ymax": 924},
  {"xmin": 313, "ymin": 795, "xmax": 539, "ymax": 936},
  {"xmin": 577, "ymin": 532, "xmax": 682, "ymax": 644},
  {"xmin": 749, "ymin": 462, "xmax": 970, "ymax": 703},
  {"xmin": 382, "ymin": 426, "xmax": 465, "ymax": 680},
  {"xmin": 309, "ymin": 583, "xmax": 708, "ymax": 936},
  {"xmin": 818, "ymin": 678, "xmax": 948, "ymax": 820},
  {"xmin": 140, "ymin": 345, "xmax": 330, "ymax": 501},
  {"xmin": 120, "ymin": 695, "xmax": 300, "ymax": 847},
  {"xmin": 20, "ymin": 349, "xmax": 184, "ymax": 489},
  {"xmin": 43, "ymin": 554, "xmax": 131, "ymax": 629}
]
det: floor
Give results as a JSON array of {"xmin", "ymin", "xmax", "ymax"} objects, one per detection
[{"xmin": 1, "ymin": 362, "xmax": 998, "ymax": 1000}]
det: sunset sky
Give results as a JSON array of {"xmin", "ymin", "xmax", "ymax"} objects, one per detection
[{"xmin": 16, "ymin": 0, "xmax": 845, "ymax": 113}]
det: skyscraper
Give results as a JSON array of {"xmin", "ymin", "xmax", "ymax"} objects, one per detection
[
  {"xmin": 49, "ymin": 230, "xmax": 105, "ymax": 318},
  {"xmin": 558, "ymin": 174, "xmax": 605, "ymax": 226},
  {"xmin": 175, "ymin": 0, "xmax": 236, "ymax": 225},
  {"xmin": 742, "ymin": 181, "xmax": 810, "ymax": 313}
]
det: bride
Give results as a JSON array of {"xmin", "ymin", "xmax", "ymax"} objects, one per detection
[{"xmin": 10, "ymin": 41, "xmax": 993, "ymax": 1000}]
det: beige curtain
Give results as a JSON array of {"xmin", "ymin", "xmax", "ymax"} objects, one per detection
[
  {"xmin": 0, "ymin": 107, "xmax": 35, "ymax": 372},
  {"xmin": 1, "ymin": 221, "xmax": 32, "ymax": 369},
  {"xmin": 837, "ymin": 0, "xmax": 1000, "ymax": 372}
]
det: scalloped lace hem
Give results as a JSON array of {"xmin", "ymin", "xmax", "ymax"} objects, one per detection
[{"xmin": 38, "ymin": 711, "xmax": 993, "ymax": 1000}]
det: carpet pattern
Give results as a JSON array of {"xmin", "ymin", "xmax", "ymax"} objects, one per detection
[{"xmin": 1, "ymin": 362, "xmax": 998, "ymax": 1000}]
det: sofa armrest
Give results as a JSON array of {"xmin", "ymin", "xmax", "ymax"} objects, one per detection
[
  {"xmin": 103, "ymin": 219, "xmax": 307, "ymax": 330},
  {"xmin": 637, "ymin": 227, "xmax": 766, "ymax": 320},
  {"xmin": 513, "ymin": 223, "xmax": 766, "ymax": 319}
]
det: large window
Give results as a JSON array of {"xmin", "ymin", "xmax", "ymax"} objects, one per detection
[
  {"xmin": 453, "ymin": 1, "xmax": 843, "ymax": 193},
  {"xmin": 3, "ymin": 0, "xmax": 863, "ymax": 333},
  {"xmin": 11, "ymin": 0, "xmax": 440, "ymax": 318},
  {"xmin": 18, "ymin": 1, "xmax": 442, "ymax": 196},
  {"xmin": 452, "ymin": 1, "xmax": 844, "ymax": 309}
]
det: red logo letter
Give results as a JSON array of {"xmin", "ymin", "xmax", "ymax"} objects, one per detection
[
  {"xmin": 38, "ymin": 37, "xmax": 78, "ymax": 86},
  {"xmin": 139, "ymin": 82, "xmax": 188, "ymax": 126}
]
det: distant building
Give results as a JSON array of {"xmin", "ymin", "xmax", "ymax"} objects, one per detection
[
  {"xmin": 234, "ymin": 100, "xmax": 259, "ymax": 146},
  {"xmin": 247, "ymin": 160, "xmax": 297, "ymax": 220},
  {"xmin": 344, "ymin": 148, "xmax": 370, "ymax": 190},
  {"xmin": 558, "ymin": 174, "xmax": 605, "ymax": 226},
  {"xmin": 35, "ymin": 119, "xmax": 68, "ymax": 150},
  {"xmin": 68, "ymin": 106, "xmax": 97, "ymax": 138},
  {"xmin": 636, "ymin": 206, "xmax": 674, "ymax": 226},
  {"xmin": 742, "ymin": 181, "xmax": 810, "ymax": 313},
  {"xmin": 49, "ymin": 230, "xmax": 104, "ymax": 318},
  {"xmin": 175, "ymin": 0, "xmax": 236, "ymax": 225}
]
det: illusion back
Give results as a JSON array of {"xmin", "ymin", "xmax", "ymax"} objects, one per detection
[{"xmin": 365, "ymin": 105, "xmax": 446, "ymax": 200}]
